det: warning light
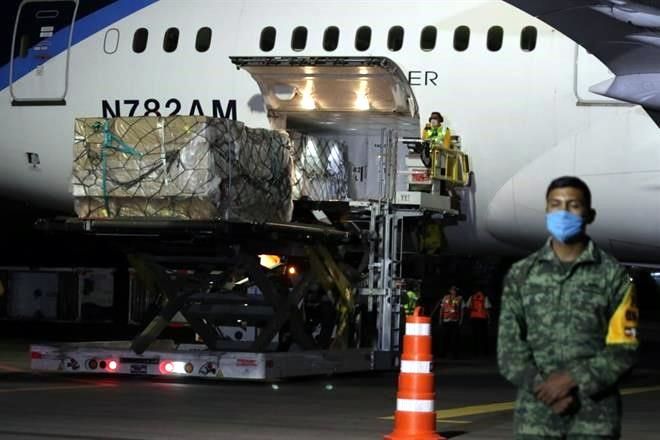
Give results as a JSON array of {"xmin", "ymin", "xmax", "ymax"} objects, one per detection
[
  {"xmin": 163, "ymin": 361, "xmax": 174, "ymax": 374},
  {"xmin": 159, "ymin": 360, "xmax": 188, "ymax": 374},
  {"xmin": 258, "ymin": 254, "xmax": 281, "ymax": 269},
  {"xmin": 107, "ymin": 360, "xmax": 118, "ymax": 371},
  {"xmin": 88, "ymin": 359, "xmax": 98, "ymax": 370},
  {"xmin": 287, "ymin": 266, "xmax": 297, "ymax": 276}
]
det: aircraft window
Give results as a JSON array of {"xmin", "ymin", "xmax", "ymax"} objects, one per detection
[
  {"xmin": 196, "ymin": 27, "xmax": 212, "ymax": 52},
  {"xmin": 420, "ymin": 26, "xmax": 437, "ymax": 51},
  {"xmin": 487, "ymin": 26, "xmax": 503, "ymax": 51},
  {"xmin": 355, "ymin": 26, "xmax": 371, "ymax": 51},
  {"xmin": 388, "ymin": 26, "xmax": 404, "ymax": 51},
  {"xmin": 103, "ymin": 28, "xmax": 120, "ymax": 54},
  {"xmin": 323, "ymin": 26, "xmax": 339, "ymax": 51},
  {"xmin": 521, "ymin": 26, "xmax": 537, "ymax": 52},
  {"xmin": 132, "ymin": 28, "xmax": 148, "ymax": 53},
  {"xmin": 260, "ymin": 26, "xmax": 276, "ymax": 52},
  {"xmin": 163, "ymin": 27, "xmax": 179, "ymax": 52},
  {"xmin": 292, "ymin": 26, "xmax": 308, "ymax": 51},
  {"xmin": 453, "ymin": 26, "xmax": 470, "ymax": 51}
]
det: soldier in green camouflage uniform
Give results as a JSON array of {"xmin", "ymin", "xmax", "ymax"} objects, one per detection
[{"xmin": 497, "ymin": 176, "xmax": 640, "ymax": 439}]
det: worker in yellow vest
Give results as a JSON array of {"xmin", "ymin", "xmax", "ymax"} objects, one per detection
[
  {"xmin": 403, "ymin": 288, "xmax": 420, "ymax": 315},
  {"xmin": 422, "ymin": 112, "xmax": 451, "ymax": 148},
  {"xmin": 465, "ymin": 288, "xmax": 492, "ymax": 357}
]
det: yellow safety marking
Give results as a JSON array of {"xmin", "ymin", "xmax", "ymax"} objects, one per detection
[
  {"xmin": 0, "ymin": 364, "xmax": 25, "ymax": 373},
  {"xmin": 380, "ymin": 385, "xmax": 660, "ymax": 420},
  {"xmin": 620, "ymin": 385, "xmax": 660, "ymax": 396},
  {"xmin": 380, "ymin": 402, "xmax": 513, "ymax": 421},
  {"xmin": 0, "ymin": 384, "xmax": 107, "ymax": 394},
  {"xmin": 436, "ymin": 401, "xmax": 515, "ymax": 419}
]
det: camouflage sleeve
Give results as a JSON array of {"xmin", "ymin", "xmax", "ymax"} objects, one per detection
[
  {"xmin": 497, "ymin": 269, "xmax": 542, "ymax": 391},
  {"xmin": 568, "ymin": 268, "xmax": 640, "ymax": 397}
]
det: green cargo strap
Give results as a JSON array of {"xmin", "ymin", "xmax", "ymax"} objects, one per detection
[{"xmin": 92, "ymin": 120, "xmax": 142, "ymax": 216}]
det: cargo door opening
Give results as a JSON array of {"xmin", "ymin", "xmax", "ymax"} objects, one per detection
[
  {"xmin": 230, "ymin": 56, "xmax": 422, "ymax": 203},
  {"xmin": 231, "ymin": 56, "xmax": 470, "ymax": 210}
]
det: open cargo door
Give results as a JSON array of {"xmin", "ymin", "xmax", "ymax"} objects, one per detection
[{"xmin": 230, "ymin": 56, "xmax": 419, "ymax": 135}]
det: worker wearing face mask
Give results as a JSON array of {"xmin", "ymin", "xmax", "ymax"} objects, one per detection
[
  {"xmin": 422, "ymin": 112, "xmax": 451, "ymax": 148},
  {"xmin": 497, "ymin": 175, "xmax": 640, "ymax": 440}
]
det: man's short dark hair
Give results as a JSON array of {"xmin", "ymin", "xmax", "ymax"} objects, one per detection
[{"xmin": 546, "ymin": 176, "xmax": 591, "ymax": 208}]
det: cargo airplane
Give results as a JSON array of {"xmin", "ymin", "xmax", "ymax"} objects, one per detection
[{"xmin": 2, "ymin": 0, "xmax": 660, "ymax": 265}]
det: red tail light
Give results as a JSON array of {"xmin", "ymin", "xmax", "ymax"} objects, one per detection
[{"xmin": 159, "ymin": 361, "xmax": 174, "ymax": 374}]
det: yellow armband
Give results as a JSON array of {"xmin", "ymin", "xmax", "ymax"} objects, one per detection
[{"xmin": 606, "ymin": 284, "xmax": 639, "ymax": 345}]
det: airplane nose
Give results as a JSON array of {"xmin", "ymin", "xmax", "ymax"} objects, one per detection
[
  {"xmin": 486, "ymin": 179, "xmax": 516, "ymax": 243},
  {"xmin": 486, "ymin": 177, "xmax": 548, "ymax": 249}
]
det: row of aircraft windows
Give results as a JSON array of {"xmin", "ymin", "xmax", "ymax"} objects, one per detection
[
  {"xmin": 261, "ymin": 25, "xmax": 539, "ymax": 52},
  {"xmin": 123, "ymin": 25, "xmax": 537, "ymax": 55},
  {"xmin": 129, "ymin": 27, "xmax": 213, "ymax": 53}
]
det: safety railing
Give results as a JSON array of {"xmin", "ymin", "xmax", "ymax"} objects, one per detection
[{"xmin": 428, "ymin": 143, "xmax": 470, "ymax": 186}]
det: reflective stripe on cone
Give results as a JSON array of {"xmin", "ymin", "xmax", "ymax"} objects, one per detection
[
  {"xmin": 396, "ymin": 399, "xmax": 434, "ymax": 413},
  {"xmin": 400, "ymin": 360, "xmax": 432, "ymax": 374},
  {"xmin": 405, "ymin": 323, "xmax": 431, "ymax": 336}
]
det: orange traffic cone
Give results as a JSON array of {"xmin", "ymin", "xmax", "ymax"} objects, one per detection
[{"xmin": 385, "ymin": 307, "xmax": 445, "ymax": 440}]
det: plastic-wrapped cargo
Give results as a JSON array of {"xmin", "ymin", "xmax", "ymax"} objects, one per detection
[
  {"xmin": 288, "ymin": 132, "xmax": 349, "ymax": 201},
  {"xmin": 72, "ymin": 116, "xmax": 293, "ymax": 222}
]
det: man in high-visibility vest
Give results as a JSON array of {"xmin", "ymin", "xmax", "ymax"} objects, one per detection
[
  {"xmin": 422, "ymin": 112, "xmax": 451, "ymax": 148},
  {"xmin": 422, "ymin": 112, "xmax": 453, "ymax": 196},
  {"xmin": 432, "ymin": 285, "xmax": 463, "ymax": 359},
  {"xmin": 465, "ymin": 288, "xmax": 492, "ymax": 357},
  {"xmin": 403, "ymin": 288, "xmax": 420, "ymax": 315}
]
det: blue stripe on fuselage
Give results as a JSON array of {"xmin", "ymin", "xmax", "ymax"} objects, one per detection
[{"xmin": 0, "ymin": 0, "xmax": 158, "ymax": 92}]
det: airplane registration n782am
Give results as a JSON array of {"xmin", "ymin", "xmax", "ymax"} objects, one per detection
[{"xmin": 2, "ymin": 0, "xmax": 660, "ymax": 264}]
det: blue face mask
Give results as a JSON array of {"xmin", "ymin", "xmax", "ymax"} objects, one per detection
[{"xmin": 546, "ymin": 211, "xmax": 585, "ymax": 243}]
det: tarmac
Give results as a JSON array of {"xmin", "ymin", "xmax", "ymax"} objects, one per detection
[{"xmin": 0, "ymin": 340, "xmax": 659, "ymax": 440}]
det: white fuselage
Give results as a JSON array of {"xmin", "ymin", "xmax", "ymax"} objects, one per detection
[{"xmin": 2, "ymin": 0, "xmax": 660, "ymax": 262}]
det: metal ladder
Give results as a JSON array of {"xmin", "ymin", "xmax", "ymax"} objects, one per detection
[{"xmin": 363, "ymin": 128, "xmax": 414, "ymax": 354}]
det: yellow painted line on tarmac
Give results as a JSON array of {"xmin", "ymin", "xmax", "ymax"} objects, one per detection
[
  {"xmin": 0, "ymin": 384, "xmax": 107, "ymax": 394},
  {"xmin": 380, "ymin": 401, "xmax": 513, "ymax": 421},
  {"xmin": 380, "ymin": 385, "xmax": 660, "ymax": 421},
  {"xmin": 0, "ymin": 363, "xmax": 25, "ymax": 373},
  {"xmin": 621, "ymin": 385, "xmax": 660, "ymax": 396},
  {"xmin": 436, "ymin": 401, "xmax": 515, "ymax": 419}
]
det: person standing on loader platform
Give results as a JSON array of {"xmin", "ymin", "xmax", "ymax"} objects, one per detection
[
  {"xmin": 497, "ymin": 176, "xmax": 640, "ymax": 440},
  {"xmin": 422, "ymin": 111, "xmax": 451, "ymax": 148},
  {"xmin": 465, "ymin": 288, "xmax": 491, "ymax": 356}
]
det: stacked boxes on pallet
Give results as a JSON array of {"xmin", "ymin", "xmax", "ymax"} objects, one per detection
[{"xmin": 72, "ymin": 116, "xmax": 294, "ymax": 223}]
